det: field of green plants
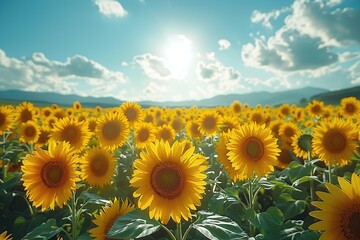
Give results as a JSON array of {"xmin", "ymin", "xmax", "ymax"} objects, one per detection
[{"xmin": 0, "ymin": 98, "xmax": 360, "ymax": 240}]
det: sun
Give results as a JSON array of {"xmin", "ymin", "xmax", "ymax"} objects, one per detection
[{"xmin": 164, "ymin": 35, "xmax": 193, "ymax": 78}]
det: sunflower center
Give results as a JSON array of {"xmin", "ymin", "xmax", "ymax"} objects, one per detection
[
  {"xmin": 161, "ymin": 129, "xmax": 171, "ymax": 141},
  {"xmin": 150, "ymin": 161, "xmax": 185, "ymax": 199},
  {"xmin": 21, "ymin": 109, "xmax": 32, "ymax": 123},
  {"xmin": 61, "ymin": 125, "xmax": 80, "ymax": 144},
  {"xmin": 345, "ymin": 104, "xmax": 355, "ymax": 113},
  {"xmin": 284, "ymin": 127, "xmax": 295, "ymax": 138},
  {"xmin": 323, "ymin": 130, "xmax": 346, "ymax": 153},
  {"xmin": 311, "ymin": 105, "xmax": 321, "ymax": 113},
  {"xmin": 244, "ymin": 137, "xmax": 264, "ymax": 161},
  {"xmin": 0, "ymin": 113, "xmax": 6, "ymax": 126},
  {"xmin": 125, "ymin": 108, "xmax": 137, "ymax": 122},
  {"xmin": 191, "ymin": 124, "xmax": 201, "ymax": 136},
  {"xmin": 41, "ymin": 161, "xmax": 66, "ymax": 188},
  {"xmin": 102, "ymin": 121, "xmax": 121, "ymax": 141},
  {"xmin": 233, "ymin": 104, "xmax": 241, "ymax": 113},
  {"xmin": 251, "ymin": 113, "xmax": 262, "ymax": 124},
  {"xmin": 203, "ymin": 117, "xmax": 216, "ymax": 130},
  {"xmin": 90, "ymin": 154, "xmax": 109, "ymax": 177},
  {"xmin": 25, "ymin": 126, "xmax": 36, "ymax": 137},
  {"xmin": 137, "ymin": 128, "xmax": 149, "ymax": 142},
  {"xmin": 340, "ymin": 204, "xmax": 360, "ymax": 239}
]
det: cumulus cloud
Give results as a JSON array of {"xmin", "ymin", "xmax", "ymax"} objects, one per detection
[
  {"xmin": 218, "ymin": 39, "xmax": 231, "ymax": 50},
  {"xmin": 242, "ymin": 28, "xmax": 338, "ymax": 72},
  {"xmin": 0, "ymin": 49, "xmax": 127, "ymax": 94},
  {"xmin": 142, "ymin": 82, "xmax": 167, "ymax": 101},
  {"xmin": 251, "ymin": 7, "xmax": 290, "ymax": 29},
  {"xmin": 134, "ymin": 53, "xmax": 172, "ymax": 81},
  {"xmin": 285, "ymin": 0, "xmax": 360, "ymax": 46},
  {"xmin": 94, "ymin": 0, "xmax": 127, "ymax": 18},
  {"xmin": 349, "ymin": 61, "xmax": 360, "ymax": 84}
]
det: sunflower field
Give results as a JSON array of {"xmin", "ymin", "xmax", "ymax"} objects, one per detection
[{"xmin": 0, "ymin": 97, "xmax": 360, "ymax": 240}]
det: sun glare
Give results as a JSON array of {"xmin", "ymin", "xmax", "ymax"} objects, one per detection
[{"xmin": 164, "ymin": 35, "xmax": 193, "ymax": 79}]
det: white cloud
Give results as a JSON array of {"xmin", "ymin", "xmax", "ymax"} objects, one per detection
[
  {"xmin": 242, "ymin": 28, "xmax": 338, "ymax": 72},
  {"xmin": 349, "ymin": 61, "xmax": 360, "ymax": 84},
  {"xmin": 285, "ymin": 0, "xmax": 360, "ymax": 46},
  {"xmin": 251, "ymin": 7, "xmax": 290, "ymax": 29},
  {"xmin": 218, "ymin": 39, "xmax": 231, "ymax": 50},
  {"xmin": 0, "ymin": 49, "xmax": 127, "ymax": 95},
  {"xmin": 94, "ymin": 0, "xmax": 127, "ymax": 18},
  {"xmin": 134, "ymin": 53, "xmax": 172, "ymax": 81},
  {"xmin": 142, "ymin": 82, "xmax": 167, "ymax": 101}
]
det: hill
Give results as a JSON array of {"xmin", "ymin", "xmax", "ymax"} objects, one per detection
[{"xmin": 311, "ymin": 86, "xmax": 360, "ymax": 104}]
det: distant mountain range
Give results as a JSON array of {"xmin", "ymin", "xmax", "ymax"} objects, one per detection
[{"xmin": 0, "ymin": 86, "xmax": 359, "ymax": 108}]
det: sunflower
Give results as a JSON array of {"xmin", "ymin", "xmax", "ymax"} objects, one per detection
[
  {"xmin": 340, "ymin": 96, "xmax": 360, "ymax": 117},
  {"xmin": 80, "ymin": 146, "xmax": 116, "ymax": 188},
  {"xmin": 171, "ymin": 117, "xmax": 184, "ymax": 133},
  {"xmin": 185, "ymin": 120, "xmax": 203, "ymax": 140},
  {"xmin": 35, "ymin": 126, "xmax": 51, "ymax": 147},
  {"xmin": 72, "ymin": 101, "xmax": 82, "ymax": 111},
  {"xmin": 306, "ymin": 100, "xmax": 324, "ymax": 117},
  {"xmin": 130, "ymin": 140, "xmax": 207, "ymax": 224},
  {"xmin": 216, "ymin": 132, "xmax": 243, "ymax": 182},
  {"xmin": 226, "ymin": 122, "xmax": 280, "ymax": 179},
  {"xmin": 278, "ymin": 104, "xmax": 291, "ymax": 119},
  {"xmin": 120, "ymin": 102, "xmax": 144, "ymax": 125},
  {"xmin": 21, "ymin": 141, "xmax": 79, "ymax": 211},
  {"xmin": 15, "ymin": 102, "xmax": 37, "ymax": 124},
  {"xmin": 19, "ymin": 121, "xmax": 40, "ymax": 144},
  {"xmin": 221, "ymin": 116, "xmax": 240, "ymax": 133},
  {"xmin": 134, "ymin": 123, "xmax": 156, "ymax": 149},
  {"xmin": 230, "ymin": 100, "xmax": 242, "ymax": 114},
  {"xmin": 95, "ymin": 111, "xmax": 130, "ymax": 150},
  {"xmin": 0, "ymin": 106, "xmax": 14, "ymax": 135},
  {"xmin": 87, "ymin": 117, "xmax": 97, "ymax": 132},
  {"xmin": 156, "ymin": 124, "xmax": 176, "ymax": 142},
  {"xmin": 279, "ymin": 122, "xmax": 300, "ymax": 148},
  {"xmin": 90, "ymin": 198, "xmax": 135, "ymax": 240},
  {"xmin": 41, "ymin": 107, "xmax": 52, "ymax": 118},
  {"xmin": 268, "ymin": 119, "xmax": 283, "ymax": 138},
  {"xmin": 53, "ymin": 108, "xmax": 66, "ymax": 119},
  {"xmin": 248, "ymin": 109, "xmax": 266, "ymax": 125},
  {"xmin": 312, "ymin": 118, "xmax": 358, "ymax": 166},
  {"xmin": 309, "ymin": 173, "xmax": 360, "ymax": 240},
  {"xmin": 0, "ymin": 231, "xmax": 12, "ymax": 240},
  {"xmin": 277, "ymin": 148, "xmax": 293, "ymax": 169},
  {"xmin": 197, "ymin": 111, "xmax": 222, "ymax": 137},
  {"xmin": 50, "ymin": 117, "xmax": 91, "ymax": 151},
  {"xmin": 291, "ymin": 132, "xmax": 313, "ymax": 160}
]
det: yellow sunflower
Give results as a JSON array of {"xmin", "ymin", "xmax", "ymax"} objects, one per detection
[
  {"xmin": 80, "ymin": 146, "xmax": 116, "ymax": 188},
  {"xmin": 306, "ymin": 100, "xmax": 324, "ymax": 117},
  {"xmin": 130, "ymin": 140, "xmax": 207, "ymax": 224},
  {"xmin": 185, "ymin": 119, "xmax": 203, "ymax": 140},
  {"xmin": 312, "ymin": 118, "xmax": 358, "ymax": 166},
  {"xmin": 197, "ymin": 111, "xmax": 222, "ymax": 137},
  {"xmin": 309, "ymin": 173, "xmax": 360, "ymax": 240},
  {"xmin": 226, "ymin": 122, "xmax": 280, "ymax": 179},
  {"xmin": 291, "ymin": 132, "xmax": 313, "ymax": 160},
  {"xmin": 0, "ymin": 231, "xmax": 12, "ymax": 240},
  {"xmin": 19, "ymin": 121, "xmax": 40, "ymax": 144},
  {"xmin": 0, "ymin": 106, "xmax": 14, "ymax": 135},
  {"xmin": 120, "ymin": 102, "xmax": 144, "ymax": 125},
  {"xmin": 171, "ymin": 117, "xmax": 184, "ymax": 133},
  {"xmin": 95, "ymin": 111, "xmax": 130, "ymax": 150},
  {"xmin": 221, "ymin": 116, "xmax": 240, "ymax": 133},
  {"xmin": 230, "ymin": 100, "xmax": 242, "ymax": 114},
  {"xmin": 279, "ymin": 122, "xmax": 300, "ymax": 149},
  {"xmin": 278, "ymin": 104, "xmax": 291, "ymax": 119},
  {"xmin": 41, "ymin": 107, "xmax": 52, "ymax": 118},
  {"xmin": 35, "ymin": 126, "xmax": 51, "ymax": 147},
  {"xmin": 340, "ymin": 96, "xmax": 360, "ymax": 117},
  {"xmin": 21, "ymin": 141, "xmax": 79, "ymax": 211},
  {"xmin": 15, "ymin": 102, "xmax": 37, "ymax": 124},
  {"xmin": 50, "ymin": 117, "xmax": 91, "ymax": 151},
  {"xmin": 134, "ymin": 122, "xmax": 156, "ymax": 149},
  {"xmin": 216, "ymin": 132, "xmax": 243, "ymax": 182},
  {"xmin": 90, "ymin": 198, "xmax": 135, "ymax": 240},
  {"xmin": 156, "ymin": 124, "xmax": 176, "ymax": 142},
  {"xmin": 72, "ymin": 101, "xmax": 82, "ymax": 111},
  {"xmin": 277, "ymin": 148, "xmax": 293, "ymax": 169}
]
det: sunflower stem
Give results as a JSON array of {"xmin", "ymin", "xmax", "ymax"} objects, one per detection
[
  {"xmin": 308, "ymin": 151, "xmax": 315, "ymax": 201},
  {"xmin": 176, "ymin": 222, "xmax": 183, "ymax": 240},
  {"xmin": 248, "ymin": 178, "xmax": 256, "ymax": 237},
  {"xmin": 328, "ymin": 164, "xmax": 332, "ymax": 184},
  {"xmin": 71, "ymin": 190, "xmax": 77, "ymax": 240},
  {"xmin": 160, "ymin": 224, "xmax": 176, "ymax": 240}
]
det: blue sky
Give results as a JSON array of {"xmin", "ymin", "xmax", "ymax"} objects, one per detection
[{"xmin": 0, "ymin": 0, "xmax": 359, "ymax": 101}]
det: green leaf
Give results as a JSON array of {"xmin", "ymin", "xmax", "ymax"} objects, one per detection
[
  {"xmin": 107, "ymin": 208, "xmax": 161, "ymax": 239},
  {"xmin": 23, "ymin": 219, "xmax": 64, "ymax": 240},
  {"xmin": 294, "ymin": 230, "xmax": 321, "ymax": 240},
  {"xmin": 270, "ymin": 180, "xmax": 301, "ymax": 192},
  {"xmin": 0, "ymin": 173, "xmax": 21, "ymax": 191},
  {"xmin": 193, "ymin": 211, "xmax": 249, "ymax": 240},
  {"xmin": 274, "ymin": 193, "xmax": 306, "ymax": 220},
  {"xmin": 292, "ymin": 176, "xmax": 320, "ymax": 187},
  {"xmin": 80, "ymin": 192, "xmax": 109, "ymax": 206},
  {"xmin": 258, "ymin": 178, "xmax": 275, "ymax": 190},
  {"xmin": 208, "ymin": 190, "xmax": 238, "ymax": 214}
]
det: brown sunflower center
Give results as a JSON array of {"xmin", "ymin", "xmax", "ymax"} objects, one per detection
[
  {"xmin": 160, "ymin": 129, "xmax": 172, "ymax": 141},
  {"xmin": 311, "ymin": 105, "xmax": 321, "ymax": 113},
  {"xmin": 61, "ymin": 125, "xmax": 81, "ymax": 144},
  {"xmin": 345, "ymin": 103, "xmax": 355, "ymax": 114},
  {"xmin": 233, "ymin": 104, "xmax": 241, "ymax": 113},
  {"xmin": 137, "ymin": 128, "xmax": 149, "ymax": 142},
  {"xmin": 37, "ymin": 131, "xmax": 50, "ymax": 145},
  {"xmin": 44, "ymin": 109, "xmax": 51, "ymax": 117},
  {"xmin": 102, "ymin": 121, "xmax": 121, "ymax": 141},
  {"xmin": 203, "ymin": 116, "xmax": 216, "ymax": 130},
  {"xmin": 251, "ymin": 113, "xmax": 262, "ymax": 124},
  {"xmin": 191, "ymin": 124, "xmax": 201, "ymax": 136},
  {"xmin": 21, "ymin": 109, "xmax": 32, "ymax": 123},
  {"xmin": 124, "ymin": 108, "xmax": 137, "ymax": 122},
  {"xmin": 0, "ymin": 112, "xmax": 6, "ymax": 126},
  {"xmin": 323, "ymin": 130, "xmax": 346, "ymax": 153},
  {"xmin": 90, "ymin": 154, "xmax": 109, "ymax": 177},
  {"xmin": 340, "ymin": 204, "xmax": 360, "ymax": 239},
  {"xmin": 244, "ymin": 137, "xmax": 264, "ymax": 161},
  {"xmin": 25, "ymin": 126, "xmax": 36, "ymax": 137},
  {"xmin": 41, "ymin": 161, "xmax": 67, "ymax": 188},
  {"xmin": 150, "ymin": 161, "xmax": 185, "ymax": 199},
  {"xmin": 284, "ymin": 127, "xmax": 295, "ymax": 138}
]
